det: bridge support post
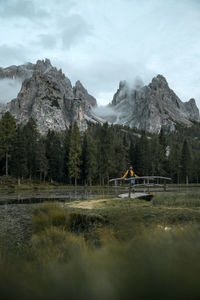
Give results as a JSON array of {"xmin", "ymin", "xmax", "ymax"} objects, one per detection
[{"xmin": 129, "ymin": 181, "xmax": 131, "ymax": 198}]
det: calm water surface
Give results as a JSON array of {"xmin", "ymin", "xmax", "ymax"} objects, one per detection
[
  {"xmin": 0, "ymin": 186, "xmax": 200, "ymax": 247},
  {"xmin": 0, "ymin": 188, "xmax": 117, "ymax": 247}
]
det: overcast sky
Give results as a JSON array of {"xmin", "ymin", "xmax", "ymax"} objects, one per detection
[{"xmin": 0, "ymin": 0, "xmax": 200, "ymax": 106}]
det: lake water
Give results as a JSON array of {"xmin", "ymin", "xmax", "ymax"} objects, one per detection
[
  {"xmin": 0, "ymin": 186, "xmax": 200, "ymax": 248},
  {"xmin": 0, "ymin": 188, "xmax": 119, "ymax": 247},
  {"xmin": 0, "ymin": 188, "xmax": 118, "ymax": 205}
]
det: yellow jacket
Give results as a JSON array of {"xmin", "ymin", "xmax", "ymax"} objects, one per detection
[{"xmin": 123, "ymin": 169, "xmax": 138, "ymax": 178}]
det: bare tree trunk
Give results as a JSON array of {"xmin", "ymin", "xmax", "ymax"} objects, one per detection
[
  {"xmin": 5, "ymin": 152, "xmax": 8, "ymax": 176},
  {"xmin": 18, "ymin": 177, "xmax": 21, "ymax": 185}
]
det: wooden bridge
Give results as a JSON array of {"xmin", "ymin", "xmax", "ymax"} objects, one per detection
[{"xmin": 109, "ymin": 176, "xmax": 171, "ymax": 198}]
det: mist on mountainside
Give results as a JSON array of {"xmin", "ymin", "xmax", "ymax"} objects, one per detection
[
  {"xmin": 92, "ymin": 104, "xmax": 117, "ymax": 123},
  {"xmin": 0, "ymin": 78, "xmax": 22, "ymax": 103},
  {"xmin": 93, "ymin": 77, "xmax": 145, "ymax": 122}
]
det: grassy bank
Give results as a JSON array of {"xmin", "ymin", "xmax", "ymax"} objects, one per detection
[
  {"xmin": 1, "ymin": 176, "xmax": 200, "ymax": 192},
  {"xmin": 1, "ymin": 193, "xmax": 200, "ymax": 299},
  {"xmin": 0, "ymin": 176, "xmax": 110, "ymax": 193},
  {"xmin": 0, "ymin": 176, "xmax": 66, "ymax": 191}
]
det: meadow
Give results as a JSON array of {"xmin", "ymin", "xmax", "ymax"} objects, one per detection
[{"xmin": 1, "ymin": 192, "xmax": 200, "ymax": 299}]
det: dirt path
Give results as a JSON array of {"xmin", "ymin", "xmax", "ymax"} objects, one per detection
[{"xmin": 66, "ymin": 198, "xmax": 117, "ymax": 209}]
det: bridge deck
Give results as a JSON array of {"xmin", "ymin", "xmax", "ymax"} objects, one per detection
[{"xmin": 118, "ymin": 192, "xmax": 153, "ymax": 200}]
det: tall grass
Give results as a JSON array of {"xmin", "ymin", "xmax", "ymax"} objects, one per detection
[
  {"xmin": 32, "ymin": 202, "xmax": 69, "ymax": 232},
  {"xmin": 1, "ymin": 225, "xmax": 200, "ymax": 299},
  {"xmin": 1, "ymin": 200, "xmax": 200, "ymax": 299},
  {"xmin": 153, "ymin": 192, "xmax": 200, "ymax": 207}
]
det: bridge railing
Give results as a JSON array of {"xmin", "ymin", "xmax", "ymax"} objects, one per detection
[{"xmin": 109, "ymin": 176, "xmax": 171, "ymax": 195}]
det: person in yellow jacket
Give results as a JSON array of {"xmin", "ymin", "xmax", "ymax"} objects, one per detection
[{"xmin": 123, "ymin": 165, "xmax": 138, "ymax": 192}]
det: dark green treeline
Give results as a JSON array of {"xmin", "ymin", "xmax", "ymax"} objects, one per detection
[{"xmin": 0, "ymin": 112, "xmax": 200, "ymax": 185}]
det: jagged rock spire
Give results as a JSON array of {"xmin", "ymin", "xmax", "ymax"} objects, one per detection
[
  {"xmin": 0, "ymin": 59, "xmax": 99, "ymax": 133},
  {"xmin": 110, "ymin": 75, "xmax": 199, "ymax": 132}
]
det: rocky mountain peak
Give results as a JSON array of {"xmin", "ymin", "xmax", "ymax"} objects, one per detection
[
  {"xmin": 34, "ymin": 58, "xmax": 53, "ymax": 73},
  {"xmin": 119, "ymin": 80, "xmax": 127, "ymax": 89},
  {"xmin": 112, "ymin": 81, "xmax": 128, "ymax": 106},
  {"xmin": 108, "ymin": 74, "xmax": 200, "ymax": 132},
  {"xmin": 0, "ymin": 58, "xmax": 54, "ymax": 81},
  {"xmin": 149, "ymin": 74, "xmax": 169, "ymax": 90},
  {"xmin": 0, "ymin": 59, "xmax": 100, "ymax": 133},
  {"xmin": 73, "ymin": 80, "xmax": 97, "ymax": 107},
  {"xmin": 184, "ymin": 98, "xmax": 200, "ymax": 121},
  {"xmin": 0, "ymin": 59, "xmax": 199, "ymax": 133}
]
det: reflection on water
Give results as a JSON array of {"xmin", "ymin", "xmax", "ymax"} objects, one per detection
[
  {"xmin": 0, "ymin": 187, "xmax": 124, "ymax": 247},
  {"xmin": 0, "ymin": 188, "xmax": 119, "ymax": 205},
  {"xmin": 0, "ymin": 186, "xmax": 200, "ymax": 248},
  {"xmin": 0, "ymin": 189, "xmax": 110, "ymax": 247},
  {"xmin": 0, "ymin": 186, "xmax": 200, "ymax": 205}
]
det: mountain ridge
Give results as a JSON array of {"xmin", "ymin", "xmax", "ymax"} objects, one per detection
[
  {"xmin": 0, "ymin": 59, "xmax": 199, "ymax": 133},
  {"xmin": 0, "ymin": 59, "xmax": 99, "ymax": 133},
  {"xmin": 106, "ymin": 74, "xmax": 200, "ymax": 132}
]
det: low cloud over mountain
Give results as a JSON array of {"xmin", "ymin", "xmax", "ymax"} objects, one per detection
[{"xmin": 0, "ymin": 59, "xmax": 199, "ymax": 134}]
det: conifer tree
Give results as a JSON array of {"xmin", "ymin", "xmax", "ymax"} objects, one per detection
[
  {"xmin": 192, "ymin": 154, "xmax": 200, "ymax": 184},
  {"xmin": 134, "ymin": 132, "xmax": 149, "ymax": 175},
  {"xmin": 149, "ymin": 135, "xmax": 165, "ymax": 176},
  {"xmin": 68, "ymin": 123, "xmax": 82, "ymax": 185},
  {"xmin": 45, "ymin": 130, "xmax": 64, "ymax": 182},
  {"xmin": 181, "ymin": 139, "xmax": 192, "ymax": 184},
  {"xmin": 0, "ymin": 112, "xmax": 16, "ymax": 176},
  {"xmin": 10, "ymin": 126, "xmax": 27, "ymax": 184},
  {"xmin": 63, "ymin": 127, "xmax": 70, "ymax": 183},
  {"xmin": 130, "ymin": 139, "xmax": 138, "ymax": 171},
  {"xmin": 36, "ymin": 138, "xmax": 48, "ymax": 182},
  {"xmin": 114, "ymin": 139, "xmax": 128, "ymax": 178},
  {"xmin": 22, "ymin": 118, "xmax": 39, "ymax": 179},
  {"xmin": 167, "ymin": 143, "xmax": 182, "ymax": 183},
  {"xmin": 159, "ymin": 127, "xmax": 167, "ymax": 154},
  {"xmin": 98, "ymin": 123, "xmax": 115, "ymax": 185},
  {"xmin": 82, "ymin": 132, "xmax": 97, "ymax": 185}
]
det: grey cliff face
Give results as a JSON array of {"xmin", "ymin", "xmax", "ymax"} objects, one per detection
[
  {"xmin": 109, "ymin": 75, "xmax": 200, "ymax": 132},
  {"xmin": 0, "ymin": 58, "xmax": 52, "ymax": 80},
  {"xmin": 0, "ymin": 59, "xmax": 199, "ymax": 134},
  {"xmin": 0, "ymin": 59, "xmax": 98, "ymax": 134},
  {"xmin": 184, "ymin": 98, "xmax": 200, "ymax": 121},
  {"xmin": 73, "ymin": 80, "xmax": 96, "ymax": 108}
]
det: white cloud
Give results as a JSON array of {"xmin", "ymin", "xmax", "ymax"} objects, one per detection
[
  {"xmin": 60, "ymin": 14, "xmax": 92, "ymax": 49},
  {"xmin": 0, "ymin": 0, "xmax": 49, "ymax": 19},
  {"xmin": 0, "ymin": 44, "xmax": 30, "ymax": 66},
  {"xmin": 0, "ymin": 78, "xmax": 22, "ymax": 103},
  {"xmin": 95, "ymin": 92, "xmax": 114, "ymax": 106},
  {"xmin": 38, "ymin": 34, "xmax": 58, "ymax": 49},
  {"xmin": 0, "ymin": 0, "xmax": 200, "ymax": 106}
]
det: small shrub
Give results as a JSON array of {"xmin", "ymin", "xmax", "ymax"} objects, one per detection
[
  {"xmin": 32, "ymin": 203, "xmax": 69, "ymax": 233},
  {"xmin": 69, "ymin": 212, "xmax": 108, "ymax": 232},
  {"xmin": 30, "ymin": 227, "xmax": 86, "ymax": 264}
]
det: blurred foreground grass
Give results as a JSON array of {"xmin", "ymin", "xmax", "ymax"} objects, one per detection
[{"xmin": 1, "ymin": 193, "xmax": 200, "ymax": 299}]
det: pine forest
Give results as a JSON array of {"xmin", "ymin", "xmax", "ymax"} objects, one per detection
[{"xmin": 1, "ymin": 111, "xmax": 199, "ymax": 185}]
